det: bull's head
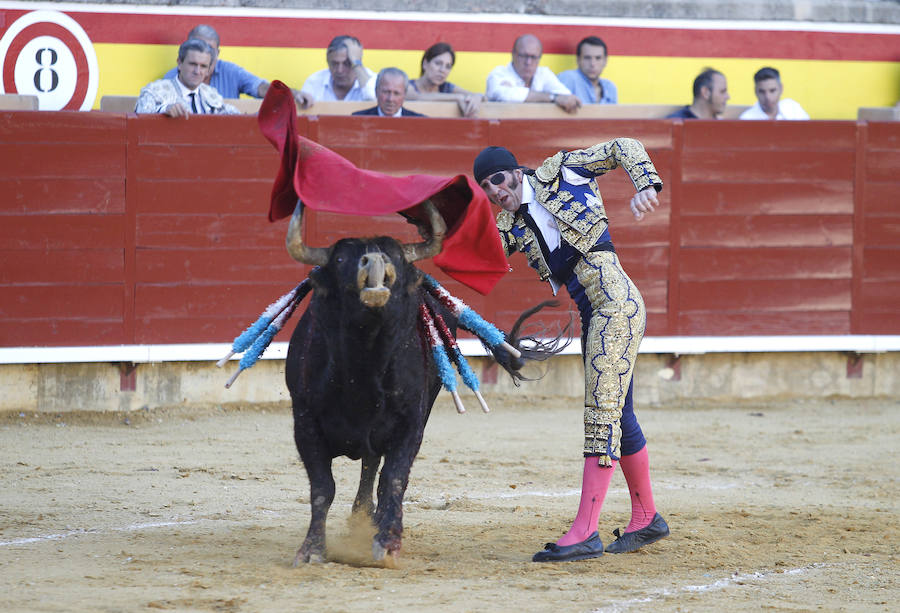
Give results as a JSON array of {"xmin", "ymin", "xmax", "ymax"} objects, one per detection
[{"xmin": 285, "ymin": 200, "xmax": 446, "ymax": 308}]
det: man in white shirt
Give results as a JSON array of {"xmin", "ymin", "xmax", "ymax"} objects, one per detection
[
  {"xmin": 485, "ymin": 34, "xmax": 581, "ymax": 114},
  {"xmin": 740, "ymin": 67, "xmax": 809, "ymax": 120},
  {"xmin": 136, "ymin": 39, "xmax": 239, "ymax": 117},
  {"xmin": 300, "ymin": 35, "xmax": 376, "ymax": 103}
]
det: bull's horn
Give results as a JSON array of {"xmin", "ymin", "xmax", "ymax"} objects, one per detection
[
  {"xmin": 286, "ymin": 200, "xmax": 328, "ymax": 267},
  {"xmin": 402, "ymin": 200, "xmax": 447, "ymax": 263}
]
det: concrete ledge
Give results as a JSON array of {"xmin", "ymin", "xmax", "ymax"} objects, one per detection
[
  {"xmin": 3, "ymin": 350, "xmax": 897, "ymax": 414},
  {"xmin": 2, "ymin": 335, "xmax": 899, "ymax": 365}
]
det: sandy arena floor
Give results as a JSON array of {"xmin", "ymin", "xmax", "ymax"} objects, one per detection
[{"xmin": 1, "ymin": 394, "xmax": 897, "ymax": 612}]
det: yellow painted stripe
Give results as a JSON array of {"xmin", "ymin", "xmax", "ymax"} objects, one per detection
[{"xmin": 95, "ymin": 44, "xmax": 900, "ymax": 119}]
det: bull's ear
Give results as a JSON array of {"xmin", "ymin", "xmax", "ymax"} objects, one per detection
[
  {"xmin": 407, "ymin": 269, "xmax": 425, "ymax": 294},
  {"xmin": 308, "ymin": 266, "xmax": 329, "ymax": 296}
]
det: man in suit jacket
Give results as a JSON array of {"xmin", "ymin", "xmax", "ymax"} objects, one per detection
[
  {"xmin": 163, "ymin": 24, "xmax": 312, "ymax": 109},
  {"xmin": 352, "ymin": 68, "xmax": 425, "ymax": 117},
  {"xmin": 136, "ymin": 39, "xmax": 240, "ymax": 117}
]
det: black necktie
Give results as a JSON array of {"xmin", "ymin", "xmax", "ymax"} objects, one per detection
[
  {"xmin": 519, "ymin": 204, "xmax": 553, "ymax": 260},
  {"xmin": 189, "ymin": 92, "xmax": 198, "ymax": 113}
]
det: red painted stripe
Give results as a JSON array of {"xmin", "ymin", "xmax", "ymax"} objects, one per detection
[{"xmin": 2, "ymin": 9, "xmax": 898, "ymax": 61}]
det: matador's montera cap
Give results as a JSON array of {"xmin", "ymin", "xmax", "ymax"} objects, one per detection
[{"xmin": 473, "ymin": 146, "xmax": 520, "ymax": 184}]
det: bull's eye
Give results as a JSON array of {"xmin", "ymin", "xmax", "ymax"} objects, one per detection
[{"xmin": 336, "ymin": 256, "xmax": 344, "ymax": 263}]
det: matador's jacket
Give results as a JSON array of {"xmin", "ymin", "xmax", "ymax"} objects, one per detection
[
  {"xmin": 134, "ymin": 79, "xmax": 240, "ymax": 115},
  {"xmin": 496, "ymin": 138, "xmax": 662, "ymax": 465}
]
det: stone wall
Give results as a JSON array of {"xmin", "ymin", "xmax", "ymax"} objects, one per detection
[{"xmin": 4, "ymin": 351, "xmax": 898, "ymax": 414}]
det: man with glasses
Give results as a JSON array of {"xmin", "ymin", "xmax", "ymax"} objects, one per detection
[
  {"xmin": 485, "ymin": 34, "xmax": 581, "ymax": 114},
  {"xmin": 472, "ymin": 141, "xmax": 669, "ymax": 562}
]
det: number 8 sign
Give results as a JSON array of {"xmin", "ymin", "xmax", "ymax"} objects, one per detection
[{"xmin": 0, "ymin": 10, "xmax": 99, "ymax": 110}]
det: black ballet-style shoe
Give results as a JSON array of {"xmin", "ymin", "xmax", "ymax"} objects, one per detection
[
  {"xmin": 532, "ymin": 531, "xmax": 605, "ymax": 562},
  {"xmin": 604, "ymin": 512, "xmax": 670, "ymax": 554}
]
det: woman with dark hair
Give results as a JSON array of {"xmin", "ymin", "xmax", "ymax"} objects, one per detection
[{"xmin": 406, "ymin": 42, "xmax": 484, "ymax": 117}]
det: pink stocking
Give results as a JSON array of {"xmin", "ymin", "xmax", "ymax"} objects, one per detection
[
  {"xmin": 556, "ymin": 457, "xmax": 617, "ymax": 547},
  {"xmin": 619, "ymin": 446, "xmax": 657, "ymax": 532}
]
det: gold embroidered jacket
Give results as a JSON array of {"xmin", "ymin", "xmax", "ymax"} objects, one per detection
[{"xmin": 496, "ymin": 138, "xmax": 662, "ymax": 282}]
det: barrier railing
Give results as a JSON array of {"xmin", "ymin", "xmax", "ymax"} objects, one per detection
[
  {"xmin": 1, "ymin": 112, "xmax": 897, "ymax": 354},
  {"xmin": 99, "ymin": 95, "xmax": 750, "ymax": 119}
]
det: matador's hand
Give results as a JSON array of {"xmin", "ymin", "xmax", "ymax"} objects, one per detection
[
  {"xmin": 164, "ymin": 102, "xmax": 190, "ymax": 119},
  {"xmin": 630, "ymin": 187, "xmax": 659, "ymax": 221}
]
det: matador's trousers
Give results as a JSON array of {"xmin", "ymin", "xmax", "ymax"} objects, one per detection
[{"xmin": 565, "ymin": 251, "xmax": 647, "ymax": 466}]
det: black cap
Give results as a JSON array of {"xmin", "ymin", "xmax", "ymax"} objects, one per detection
[{"xmin": 473, "ymin": 146, "xmax": 519, "ymax": 184}]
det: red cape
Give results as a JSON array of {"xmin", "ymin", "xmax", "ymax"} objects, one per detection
[{"xmin": 257, "ymin": 81, "xmax": 507, "ymax": 295}]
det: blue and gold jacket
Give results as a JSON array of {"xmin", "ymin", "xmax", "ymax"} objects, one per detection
[{"xmin": 496, "ymin": 138, "xmax": 662, "ymax": 283}]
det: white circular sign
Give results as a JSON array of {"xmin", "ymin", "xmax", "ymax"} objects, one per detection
[
  {"xmin": 15, "ymin": 35, "xmax": 77, "ymax": 110},
  {"xmin": 0, "ymin": 10, "xmax": 98, "ymax": 110}
]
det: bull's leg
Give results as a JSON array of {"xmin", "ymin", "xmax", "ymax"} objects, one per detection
[
  {"xmin": 293, "ymin": 443, "xmax": 335, "ymax": 566},
  {"xmin": 351, "ymin": 454, "xmax": 379, "ymax": 519},
  {"xmin": 371, "ymin": 436, "xmax": 423, "ymax": 562}
]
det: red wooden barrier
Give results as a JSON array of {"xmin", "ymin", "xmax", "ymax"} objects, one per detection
[
  {"xmin": 1, "ymin": 112, "xmax": 897, "ymax": 348},
  {"xmin": 677, "ymin": 121, "xmax": 857, "ymax": 335}
]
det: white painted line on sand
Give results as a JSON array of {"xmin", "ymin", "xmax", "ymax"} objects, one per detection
[
  {"xmin": 0, "ymin": 520, "xmax": 197, "ymax": 547},
  {"xmin": 591, "ymin": 563, "xmax": 829, "ymax": 613},
  {"xmin": 1, "ymin": 479, "xmax": 739, "ymax": 547}
]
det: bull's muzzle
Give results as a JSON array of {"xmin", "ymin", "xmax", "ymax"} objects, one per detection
[{"xmin": 357, "ymin": 252, "xmax": 397, "ymax": 308}]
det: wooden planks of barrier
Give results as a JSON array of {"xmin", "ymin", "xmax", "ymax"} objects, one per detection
[{"xmin": 2, "ymin": 113, "xmax": 898, "ymax": 347}]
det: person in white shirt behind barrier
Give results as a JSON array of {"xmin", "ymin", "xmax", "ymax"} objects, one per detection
[
  {"xmin": 485, "ymin": 34, "xmax": 581, "ymax": 114},
  {"xmin": 739, "ymin": 66, "xmax": 810, "ymax": 120},
  {"xmin": 300, "ymin": 35, "xmax": 376, "ymax": 103}
]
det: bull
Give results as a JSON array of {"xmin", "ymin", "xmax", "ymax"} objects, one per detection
[{"xmin": 284, "ymin": 200, "xmax": 563, "ymax": 566}]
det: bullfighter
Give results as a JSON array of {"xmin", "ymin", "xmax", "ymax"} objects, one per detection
[{"xmin": 472, "ymin": 140, "xmax": 670, "ymax": 561}]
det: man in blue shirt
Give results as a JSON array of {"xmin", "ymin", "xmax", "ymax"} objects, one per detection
[
  {"xmin": 164, "ymin": 25, "xmax": 312, "ymax": 109},
  {"xmin": 558, "ymin": 36, "xmax": 618, "ymax": 105}
]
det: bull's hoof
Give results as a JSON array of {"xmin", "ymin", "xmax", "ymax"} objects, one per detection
[
  {"xmin": 372, "ymin": 541, "xmax": 399, "ymax": 569},
  {"xmin": 292, "ymin": 546, "xmax": 326, "ymax": 566},
  {"xmin": 372, "ymin": 540, "xmax": 386, "ymax": 561}
]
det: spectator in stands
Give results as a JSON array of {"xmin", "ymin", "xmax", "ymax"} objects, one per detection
[
  {"xmin": 558, "ymin": 36, "xmax": 618, "ymax": 105},
  {"xmin": 164, "ymin": 25, "xmax": 312, "ymax": 109},
  {"xmin": 406, "ymin": 42, "xmax": 483, "ymax": 118},
  {"xmin": 739, "ymin": 67, "xmax": 809, "ymax": 120},
  {"xmin": 352, "ymin": 68, "xmax": 424, "ymax": 117},
  {"xmin": 136, "ymin": 39, "xmax": 240, "ymax": 117},
  {"xmin": 485, "ymin": 34, "xmax": 581, "ymax": 114},
  {"xmin": 301, "ymin": 35, "xmax": 376, "ymax": 103},
  {"xmin": 666, "ymin": 68, "xmax": 729, "ymax": 119}
]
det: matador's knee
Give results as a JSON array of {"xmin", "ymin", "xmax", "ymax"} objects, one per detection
[{"xmin": 583, "ymin": 406, "xmax": 622, "ymax": 466}]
